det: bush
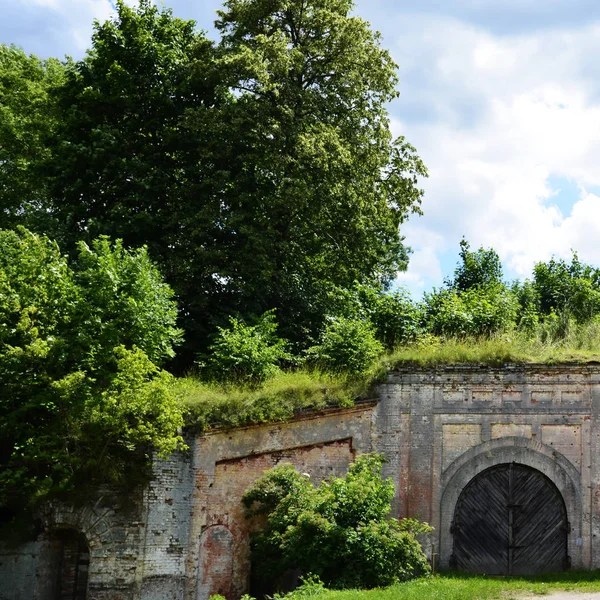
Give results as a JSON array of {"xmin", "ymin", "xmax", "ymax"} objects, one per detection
[
  {"xmin": 0, "ymin": 228, "xmax": 184, "ymax": 512},
  {"xmin": 306, "ymin": 317, "xmax": 383, "ymax": 376},
  {"xmin": 323, "ymin": 283, "xmax": 423, "ymax": 350},
  {"xmin": 242, "ymin": 454, "xmax": 431, "ymax": 591},
  {"xmin": 202, "ymin": 310, "xmax": 291, "ymax": 385},
  {"xmin": 424, "ymin": 285, "xmax": 518, "ymax": 337}
]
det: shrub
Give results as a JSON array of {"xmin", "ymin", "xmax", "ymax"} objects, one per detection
[
  {"xmin": 202, "ymin": 310, "xmax": 291, "ymax": 385},
  {"xmin": 323, "ymin": 283, "xmax": 423, "ymax": 349},
  {"xmin": 424, "ymin": 285, "xmax": 518, "ymax": 337},
  {"xmin": 306, "ymin": 317, "xmax": 383, "ymax": 376},
  {"xmin": 0, "ymin": 228, "xmax": 184, "ymax": 512},
  {"xmin": 242, "ymin": 454, "xmax": 431, "ymax": 591}
]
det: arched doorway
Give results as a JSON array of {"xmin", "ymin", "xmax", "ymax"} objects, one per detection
[
  {"xmin": 451, "ymin": 463, "xmax": 568, "ymax": 575},
  {"xmin": 37, "ymin": 528, "xmax": 90, "ymax": 600}
]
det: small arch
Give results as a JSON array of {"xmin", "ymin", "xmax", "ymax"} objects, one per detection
[
  {"xmin": 197, "ymin": 525, "xmax": 234, "ymax": 599},
  {"xmin": 35, "ymin": 528, "xmax": 90, "ymax": 600},
  {"xmin": 439, "ymin": 437, "xmax": 583, "ymax": 570}
]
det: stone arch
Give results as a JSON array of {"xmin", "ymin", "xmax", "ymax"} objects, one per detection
[
  {"xmin": 438, "ymin": 437, "xmax": 583, "ymax": 570},
  {"xmin": 33, "ymin": 502, "xmax": 114, "ymax": 599},
  {"xmin": 35, "ymin": 528, "xmax": 90, "ymax": 600},
  {"xmin": 197, "ymin": 525, "xmax": 234, "ymax": 599}
]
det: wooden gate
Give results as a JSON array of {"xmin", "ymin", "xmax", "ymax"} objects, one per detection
[{"xmin": 451, "ymin": 463, "xmax": 568, "ymax": 575}]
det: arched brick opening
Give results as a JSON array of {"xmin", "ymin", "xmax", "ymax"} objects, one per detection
[
  {"xmin": 197, "ymin": 525, "xmax": 234, "ymax": 599},
  {"xmin": 35, "ymin": 528, "xmax": 90, "ymax": 600},
  {"xmin": 439, "ymin": 437, "xmax": 583, "ymax": 570}
]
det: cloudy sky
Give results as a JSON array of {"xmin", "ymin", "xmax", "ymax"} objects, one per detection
[{"xmin": 3, "ymin": 0, "xmax": 600, "ymax": 297}]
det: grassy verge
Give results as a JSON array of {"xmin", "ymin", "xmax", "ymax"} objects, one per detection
[
  {"xmin": 317, "ymin": 572, "xmax": 600, "ymax": 600},
  {"xmin": 388, "ymin": 334, "xmax": 600, "ymax": 368},
  {"xmin": 176, "ymin": 369, "xmax": 374, "ymax": 432},
  {"xmin": 177, "ymin": 325, "xmax": 600, "ymax": 432}
]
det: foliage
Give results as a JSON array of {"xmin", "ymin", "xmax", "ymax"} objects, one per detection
[
  {"xmin": 32, "ymin": 0, "xmax": 427, "ymax": 367},
  {"xmin": 203, "ymin": 0, "xmax": 426, "ymax": 348},
  {"xmin": 272, "ymin": 574, "xmax": 327, "ymax": 599},
  {"xmin": 447, "ymin": 239, "xmax": 504, "ymax": 291},
  {"xmin": 325, "ymin": 283, "xmax": 423, "ymax": 350},
  {"xmin": 531, "ymin": 253, "xmax": 600, "ymax": 323},
  {"xmin": 423, "ymin": 285, "xmax": 518, "ymax": 338},
  {"xmin": 242, "ymin": 454, "xmax": 431, "ymax": 590},
  {"xmin": 0, "ymin": 44, "xmax": 66, "ymax": 230},
  {"xmin": 306, "ymin": 317, "xmax": 384, "ymax": 376},
  {"xmin": 0, "ymin": 228, "xmax": 184, "ymax": 513},
  {"xmin": 201, "ymin": 310, "xmax": 291, "ymax": 385},
  {"xmin": 177, "ymin": 369, "xmax": 364, "ymax": 432},
  {"xmin": 73, "ymin": 237, "xmax": 183, "ymax": 366}
]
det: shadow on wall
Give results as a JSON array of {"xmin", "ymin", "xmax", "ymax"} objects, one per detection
[{"xmin": 35, "ymin": 528, "xmax": 89, "ymax": 600}]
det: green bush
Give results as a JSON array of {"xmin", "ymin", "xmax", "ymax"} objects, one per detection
[
  {"xmin": 242, "ymin": 454, "xmax": 431, "ymax": 591},
  {"xmin": 202, "ymin": 310, "xmax": 291, "ymax": 385},
  {"xmin": 306, "ymin": 317, "xmax": 383, "ymax": 376},
  {"xmin": 424, "ymin": 285, "xmax": 518, "ymax": 337},
  {"xmin": 323, "ymin": 283, "xmax": 423, "ymax": 350},
  {"xmin": 0, "ymin": 228, "xmax": 184, "ymax": 512}
]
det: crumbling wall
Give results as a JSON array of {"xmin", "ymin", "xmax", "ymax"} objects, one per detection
[
  {"xmin": 184, "ymin": 402, "xmax": 377, "ymax": 600},
  {"xmin": 374, "ymin": 365, "xmax": 600, "ymax": 570},
  {"xmin": 3, "ymin": 364, "xmax": 600, "ymax": 599}
]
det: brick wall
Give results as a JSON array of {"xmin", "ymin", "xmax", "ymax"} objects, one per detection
[{"xmin": 3, "ymin": 365, "xmax": 600, "ymax": 599}]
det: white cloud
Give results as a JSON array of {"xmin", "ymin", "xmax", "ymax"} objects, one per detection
[
  {"xmin": 388, "ymin": 16, "xmax": 600, "ymax": 286},
  {"xmin": 5, "ymin": 0, "xmax": 141, "ymax": 57}
]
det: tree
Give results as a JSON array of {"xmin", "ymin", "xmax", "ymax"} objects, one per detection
[
  {"xmin": 49, "ymin": 0, "xmax": 426, "ymax": 365},
  {"xmin": 196, "ymin": 0, "xmax": 426, "ymax": 345},
  {"xmin": 531, "ymin": 253, "xmax": 600, "ymax": 323},
  {"xmin": 0, "ymin": 228, "xmax": 184, "ymax": 516},
  {"xmin": 202, "ymin": 310, "xmax": 290, "ymax": 385},
  {"xmin": 0, "ymin": 45, "xmax": 65, "ymax": 230},
  {"xmin": 305, "ymin": 316, "xmax": 383, "ymax": 376},
  {"xmin": 242, "ymin": 454, "xmax": 431, "ymax": 591},
  {"xmin": 424, "ymin": 240, "xmax": 517, "ymax": 337},
  {"xmin": 448, "ymin": 239, "xmax": 504, "ymax": 292},
  {"xmin": 49, "ymin": 0, "xmax": 210, "ymax": 251}
]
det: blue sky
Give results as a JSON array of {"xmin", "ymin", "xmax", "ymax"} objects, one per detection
[{"xmin": 2, "ymin": 0, "xmax": 600, "ymax": 298}]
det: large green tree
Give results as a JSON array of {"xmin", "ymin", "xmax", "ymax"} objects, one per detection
[
  {"xmin": 195, "ymin": 0, "xmax": 427, "ymax": 344},
  {"xmin": 0, "ymin": 45, "xmax": 65, "ymax": 230},
  {"xmin": 45, "ymin": 0, "xmax": 426, "ymax": 364},
  {"xmin": 49, "ymin": 0, "xmax": 212, "ymax": 252},
  {"xmin": 0, "ymin": 228, "xmax": 184, "ymax": 515}
]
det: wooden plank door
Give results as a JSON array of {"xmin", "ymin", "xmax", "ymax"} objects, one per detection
[{"xmin": 452, "ymin": 463, "xmax": 568, "ymax": 575}]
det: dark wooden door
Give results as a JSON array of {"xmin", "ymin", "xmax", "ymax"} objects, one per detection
[{"xmin": 452, "ymin": 463, "xmax": 568, "ymax": 575}]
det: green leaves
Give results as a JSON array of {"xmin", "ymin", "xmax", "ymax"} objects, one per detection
[
  {"xmin": 306, "ymin": 316, "xmax": 383, "ymax": 376},
  {"xmin": 202, "ymin": 310, "xmax": 291, "ymax": 385},
  {"xmin": 0, "ymin": 228, "xmax": 184, "ymax": 513},
  {"xmin": 242, "ymin": 454, "xmax": 431, "ymax": 591}
]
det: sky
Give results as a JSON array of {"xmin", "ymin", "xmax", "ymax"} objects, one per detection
[{"xmin": 2, "ymin": 0, "xmax": 600, "ymax": 298}]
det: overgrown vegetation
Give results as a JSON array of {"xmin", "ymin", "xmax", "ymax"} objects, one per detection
[
  {"xmin": 2, "ymin": 0, "xmax": 600, "ymax": 530},
  {"xmin": 0, "ymin": 228, "xmax": 184, "ymax": 515},
  {"xmin": 242, "ymin": 454, "xmax": 431, "ymax": 592}
]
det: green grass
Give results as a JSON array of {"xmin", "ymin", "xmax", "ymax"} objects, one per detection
[
  {"xmin": 177, "ymin": 322, "xmax": 600, "ymax": 432},
  {"xmin": 176, "ymin": 368, "xmax": 374, "ymax": 432},
  {"xmin": 317, "ymin": 572, "xmax": 600, "ymax": 600},
  {"xmin": 388, "ymin": 326, "xmax": 600, "ymax": 368}
]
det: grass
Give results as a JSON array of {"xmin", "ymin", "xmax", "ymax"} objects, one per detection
[
  {"xmin": 177, "ymin": 321, "xmax": 600, "ymax": 432},
  {"xmin": 176, "ymin": 368, "xmax": 374, "ymax": 432},
  {"xmin": 388, "ymin": 334, "xmax": 600, "ymax": 368},
  {"xmin": 316, "ymin": 572, "xmax": 600, "ymax": 600}
]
